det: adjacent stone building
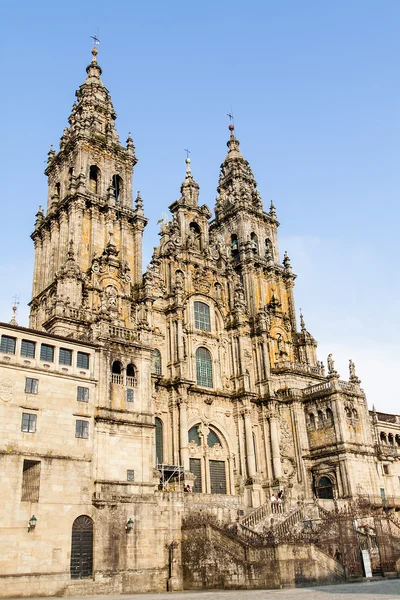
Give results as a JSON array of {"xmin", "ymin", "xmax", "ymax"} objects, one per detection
[{"xmin": 0, "ymin": 46, "xmax": 399, "ymax": 596}]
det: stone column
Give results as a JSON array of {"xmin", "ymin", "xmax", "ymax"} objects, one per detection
[
  {"xmin": 178, "ymin": 399, "xmax": 189, "ymax": 471},
  {"xmin": 31, "ymin": 235, "xmax": 42, "ymax": 298},
  {"xmin": 243, "ymin": 408, "xmax": 256, "ymax": 479},
  {"xmin": 269, "ymin": 413, "xmax": 282, "ymax": 479}
]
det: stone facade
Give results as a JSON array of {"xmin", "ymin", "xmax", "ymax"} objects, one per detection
[{"xmin": 0, "ymin": 47, "xmax": 399, "ymax": 596}]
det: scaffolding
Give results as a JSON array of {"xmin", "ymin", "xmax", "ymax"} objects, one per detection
[{"xmin": 157, "ymin": 464, "xmax": 184, "ymax": 491}]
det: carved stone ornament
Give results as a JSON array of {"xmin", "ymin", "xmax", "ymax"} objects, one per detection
[
  {"xmin": 0, "ymin": 378, "xmax": 14, "ymax": 402},
  {"xmin": 193, "ymin": 267, "xmax": 211, "ymax": 294}
]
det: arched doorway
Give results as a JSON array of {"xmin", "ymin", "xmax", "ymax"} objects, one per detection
[
  {"xmin": 188, "ymin": 424, "xmax": 229, "ymax": 494},
  {"xmin": 70, "ymin": 515, "xmax": 93, "ymax": 579}
]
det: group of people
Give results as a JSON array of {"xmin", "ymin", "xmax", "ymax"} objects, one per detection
[
  {"xmin": 270, "ymin": 490, "xmax": 285, "ymax": 513},
  {"xmin": 183, "ymin": 484, "xmax": 192, "ymax": 493}
]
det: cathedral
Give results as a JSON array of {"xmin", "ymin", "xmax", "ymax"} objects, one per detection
[{"xmin": 0, "ymin": 46, "xmax": 399, "ymax": 596}]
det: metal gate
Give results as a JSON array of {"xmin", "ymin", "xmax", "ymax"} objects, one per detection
[
  {"xmin": 70, "ymin": 515, "xmax": 93, "ymax": 579},
  {"xmin": 209, "ymin": 460, "xmax": 227, "ymax": 494},
  {"xmin": 190, "ymin": 458, "xmax": 202, "ymax": 493}
]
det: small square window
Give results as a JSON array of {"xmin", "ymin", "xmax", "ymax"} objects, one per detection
[
  {"xmin": 127, "ymin": 469, "xmax": 135, "ymax": 481},
  {"xmin": 126, "ymin": 388, "xmax": 134, "ymax": 402},
  {"xmin": 21, "ymin": 413, "xmax": 37, "ymax": 433},
  {"xmin": 75, "ymin": 420, "xmax": 89, "ymax": 439},
  {"xmin": 59, "ymin": 348, "xmax": 72, "ymax": 366},
  {"xmin": 40, "ymin": 344, "xmax": 54, "ymax": 362},
  {"xmin": 21, "ymin": 340, "xmax": 36, "ymax": 359},
  {"xmin": 77, "ymin": 352, "xmax": 89, "ymax": 370},
  {"xmin": 0, "ymin": 335, "xmax": 16, "ymax": 354},
  {"xmin": 25, "ymin": 378, "xmax": 38, "ymax": 394},
  {"xmin": 77, "ymin": 386, "xmax": 89, "ymax": 402}
]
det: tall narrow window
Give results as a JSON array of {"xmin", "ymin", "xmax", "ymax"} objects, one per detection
[
  {"xmin": 21, "ymin": 340, "xmax": 35, "ymax": 358},
  {"xmin": 70, "ymin": 516, "xmax": 93, "ymax": 579},
  {"xmin": 190, "ymin": 458, "xmax": 202, "ymax": 493},
  {"xmin": 40, "ymin": 344, "xmax": 54, "ymax": 362},
  {"xmin": 77, "ymin": 352, "xmax": 89, "ymax": 370},
  {"xmin": 152, "ymin": 349, "xmax": 162, "ymax": 375},
  {"xmin": 231, "ymin": 234, "xmax": 239, "ymax": 255},
  {"xmin": 0, "ymin": 335, "xmax": 16, "ymax": 354},
  {"xmin": 126, "ymin": 363, "xmax": 136, "ymax": 387},
  {"xmin": 75, "ymin": 420, "xmax": 89, "ymax": 439},
  {"xmin": 196, "ymin": 347, "xmax": 213, "ymax": 388},
  {"xmin": 21, "ymin": 413, "xmax": 37, "ymax": 433},
  {"xmin": 25, "ymin": 378, "xmax": 39, "ymax": 394},
  {"xmin": 194, "ymin": 302, "xmax": 211, "ymax": 332},
  {"xmin": 21, "ymin": 460, "xmax": 41, "ymax": 502},
  {"xmin": 59, "ymin": 348, "xmax": 72, "ymax": 366},
  {"xmin": 155, "ymin": 417, "xmax": 163, "ymax": 464},
  {"xmin": 112, "ymin": 174, "xmax": 122, "ymax": 202},
  {"xmin": 89, "ymin": 165, "xmax": 100, "ymax": 194},
  {"xmin": 77, "ymin": 386, "xmax": 89, "ymax": 402},
  {"xmin": 111, "ymin": 360, "xmax": 123, "ymax": 384}
]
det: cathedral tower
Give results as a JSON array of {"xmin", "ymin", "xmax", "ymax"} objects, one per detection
[{"xmin": 29, "ymin": 46, "xmax": 147, "ymax": 339}]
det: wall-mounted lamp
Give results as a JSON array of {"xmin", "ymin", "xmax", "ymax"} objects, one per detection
[
  {"xmin": 125, "ymin": 518, "xmax": 134, "ymax": 533},
  {"xmin": 28, "ymin": 515, "xmax": 37, "ymax": 532}
]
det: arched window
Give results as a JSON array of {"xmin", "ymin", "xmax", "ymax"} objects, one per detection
[
  {"xmin": 126, "ymin": 363, "xmax": 136, "ymax": 387},
  {"xmin": 345, "ymin": 407, "xmax": 351, "ymax": 418},
  {"xmin": 70, "ymin": 516, "xmax": 93, "ymax": 579},
  {"xmin": 388, "ymin": 433, "xmax": 394, "ymax": 446},
  {"xmin": 265, "ymin": 238, "xmax": 273, "ymax": 260},
  {"xmin": 207, "ymin": 429, "xmax": 221, "ymax": 447},
  {"xmin": 326, "ymin": 408, "xmax": 334, "ymax": 424},
  {"xmin": 111, "ymin": 360, "xmax": 123, "ymax": 384},
  {"xmin": 309, "ymin": 413, "xmax": 315, "ymax": 428},
  {"xmin": 155, "ymin": 417, "xmax": 163, "ymax": 464},
  {"xmin": 152, "ymin": 349, "xmax": 162, "ymax": 375},
  {"xmin": 317, "ymin": 410, "xmax": 324, "ymax": 427},
  {"xmin": 380, "ymin": 431, "xmax": 387, "ymax": 444},
  {"xmin": 55, "ymin": 182, "xmax": 61, "ymax": 199},
  {"xmin": 194, "ymin": 301, "xmax": 211, "ymax": 332},
  {"xmin": 112, "ymin": 174, "xmax": 123, "ymax": 202},
  {"xmin": 89, "ymin": 165, "xmax": 100, "ymax": 194},
  {"xmin": 231, "ymin": 234, "xmax": 239, "ymax": 255},
  {"xmin": 188, "ymin": 425, "xmax": 201, "ymax": 446},
  {"xmin": 68, "ymin": 167, "xmax": 73, "ymax": 190},
  {"xmin": 352, "ymin": 409, "xmax": 358, "ymax": 420},
  {"xmin": 250, "ymin": 232, "xmax": 258, "ymax": 254},
  {"xmin": 196, "ymin": 347, "xmax": 213, "ymax": 388},
  {"xmin": 316, "ymin": 476, "xmax": 334, "ymax": 499},
  {"xmin": 395, "ymin": 435, "xmax": 400, "ymax": 447}
]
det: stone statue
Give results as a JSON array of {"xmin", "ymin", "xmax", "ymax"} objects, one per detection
[{"xmin": 327, "ymin": 353, "xmax": 335, "ymax": 374}]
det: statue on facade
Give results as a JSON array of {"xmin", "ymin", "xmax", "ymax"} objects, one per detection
[{"xmin": 327, "ymin": 353, "xmax": 335, "ymax": 373}]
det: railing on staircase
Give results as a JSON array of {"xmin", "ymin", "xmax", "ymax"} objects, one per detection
[{"xmin": 273, "ymin": 505, "xmax": 308, "ymax": 537}]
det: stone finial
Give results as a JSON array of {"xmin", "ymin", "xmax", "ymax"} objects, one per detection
[
  {"xmin": 269, "ymin": 200, "xmax": 277, "ymax": 218},
  {"xmin": 126, "ymin": 132, "xmax": 136, "ymax": 159},
  {"xmin": 135, "ymin": 190, "xmax": 144, "ymax": 215},
  {"xmin": 283, "ymin": 251, "xmax": 291, "ymax": 269},
  {"xmin": 300, "ymin": 309, "xmax": 306, "ymax": 332},
  {"xmin": 9, "ymin": 304, "xmax": 18, "ymax": 327}
]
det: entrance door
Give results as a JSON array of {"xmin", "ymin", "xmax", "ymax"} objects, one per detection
[
  {"xmin": 70, "ymin": 516, "xmax": 93, "ymax": 579},
  {"xmin": 190, "ymin": 458, "xmax": 202, "ymax": 493},
  {"xmin": 210, "ymin": 460, "xmax": 227, "ymax": 494}
]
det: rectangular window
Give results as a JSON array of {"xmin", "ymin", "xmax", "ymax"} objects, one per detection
[
  {"xmin": 77, "ymin": 386, "xmax": 89, "ymax": 402},
  {"xmin": 21, "ymin": 340, "xmax": 36, "ymax": 359},
  {"xmin": 0, "ymin": 335, "xmax": 16, "ymax": 354},
  {"xmin": 126, "ymin": 388, "xmax": 134, "ymax": 402},
  {"xmin": 75, "ymin": 420, "xmax": 89, "ymax": 439},
  {"xmin": 77, "ymin": 352, "xmax": 89, "ymax": 370},
  {"xmin": 127, "ymin": 469, "xmax": 135, "ymax": 481},
  {"xmin": 21, "ymin": 413, "xmax": 37, "ymax": 433},
  {"xmin": 383, "ymin": 464, "xmax": 390, "ymax": 475},
  {"xmin": 21, "ymin": 460, "xmax": 41, "ymax": 502},
  {"xmin": 40, "ymin": 344, "xmax": 54, "ymax": 362},
  {"xmin": 59, "ymin": 347, "xmax": 72, "ymax": 366},
  {"xmin": 25, "ymin": 378, "xmax": 38, "ymax": 394},
  {"xmin": 194, "ymin": 301, "xmax": 211, "ymax": 332}
]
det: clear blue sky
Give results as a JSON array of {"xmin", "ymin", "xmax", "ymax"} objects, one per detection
[{"xmin": 0, "ymin": 1, "xmax": 399, "ymax": 412}]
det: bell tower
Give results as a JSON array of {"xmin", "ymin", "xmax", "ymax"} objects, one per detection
[{"xmin": 29, "ymin": 46, "xmax": 147, "ymax": 338}]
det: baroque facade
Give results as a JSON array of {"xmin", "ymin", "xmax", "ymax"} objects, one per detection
[{"xmin": 0, "ymin": 47, "xmax": 399, "ymax": 596}]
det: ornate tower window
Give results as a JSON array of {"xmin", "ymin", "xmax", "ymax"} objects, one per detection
[
  {"xmin": 112, "ymin": 174, "xmax": 123, "ymax": 202},
  {"xmin": 111, "ymin": 360, "xmax": 123, "ymax": 384},
  {"xmin": 152, "ymin": 349, "xmax": 162, "ymax": 375},
  {"xmin": 250, "ymin": 232, "xmax": 258, "ymax": 254},
  {"xmin": 194, "ymin": 302, "xmax": 211, "ymax": 332},
  {"xmin": 89, "ymin": 165, "xmax": 100, "ymax": 194},
  {"xmin": 196, "ymin": 347, "xmax": 213, "ymax": 388},
  {"xmin": 231, "ymin": 234, "xmax": 239, "ymax": 255},
  {"xmin": 126, "ymin": 363, "xmax": 136, "ymax": 387}
]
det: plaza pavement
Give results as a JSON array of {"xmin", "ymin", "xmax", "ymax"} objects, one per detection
[{"xmin": 3, "ymin": 579, "xmax": 400, "ymax": 600}]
